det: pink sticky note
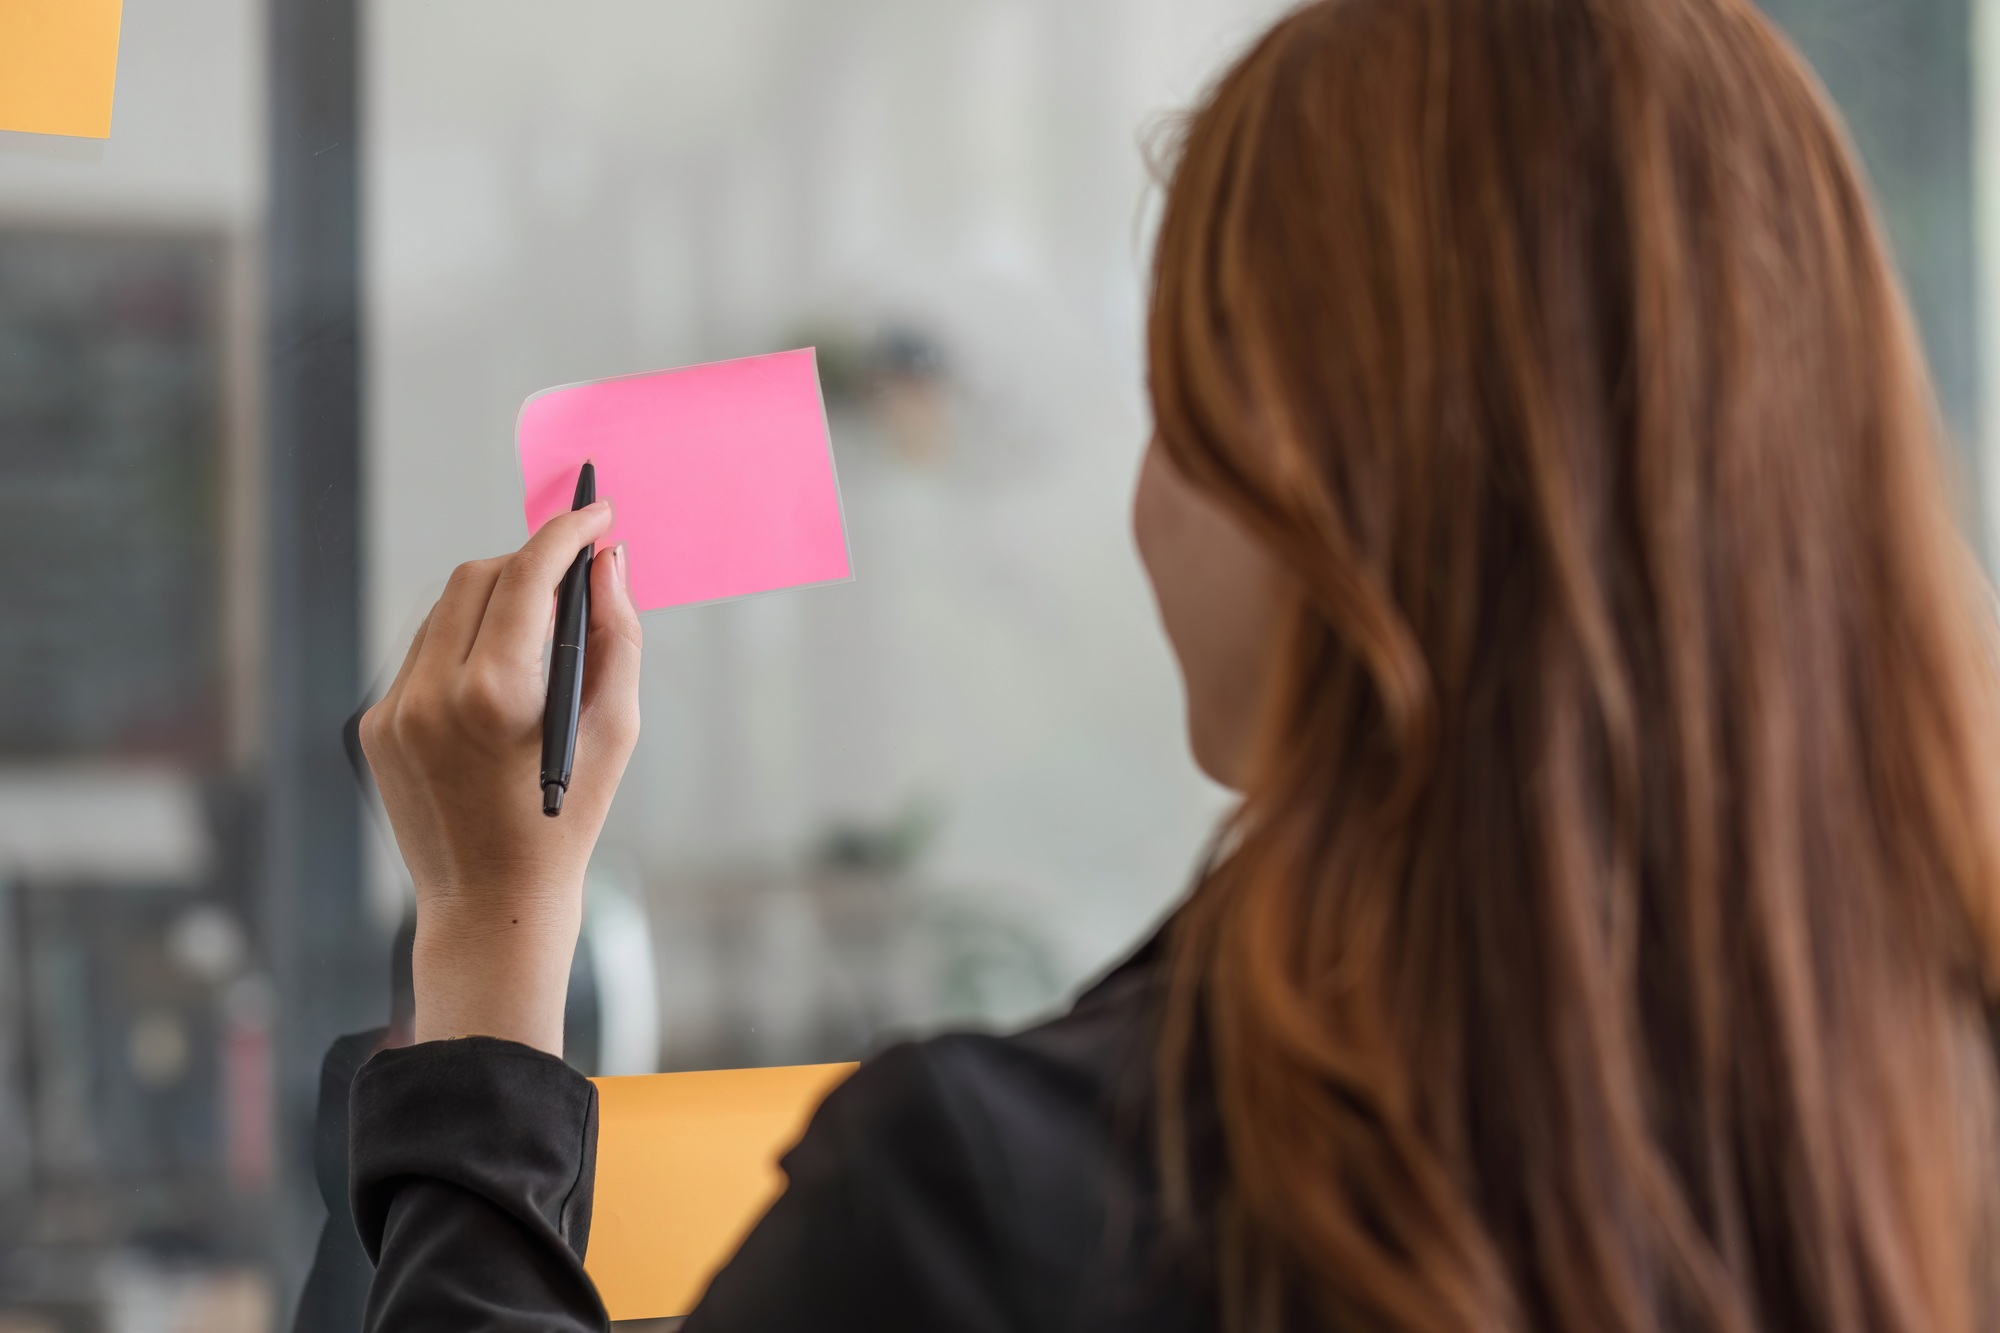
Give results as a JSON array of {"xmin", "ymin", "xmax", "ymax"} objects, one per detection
[{"xmin": 518, "ymin": 349, "xmax": 851, "ymax": 612}]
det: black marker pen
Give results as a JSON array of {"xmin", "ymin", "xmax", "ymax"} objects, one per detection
[{"xmin": 540, "ymin": 462, "xmax": 595, "ymax": 815}]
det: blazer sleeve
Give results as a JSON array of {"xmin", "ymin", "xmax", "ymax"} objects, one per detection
[
  {"xmin": 684, "ymin": 1039, "xmax": 1019, "ymax": 1333},
  {"xmin": 348, "ymin": 1038, "xmax": 609, "ymax": 1332},
  {"xmin": 343, "ymin": 1036, "xmax": 1021, "ymax": 1333}
]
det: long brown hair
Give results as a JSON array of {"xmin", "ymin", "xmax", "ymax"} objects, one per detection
[{"xmin": 1148, "ymin": 1, "xmax": 2000, "ymax": 1329}]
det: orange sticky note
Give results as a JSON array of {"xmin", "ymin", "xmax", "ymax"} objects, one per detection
[
  {"xmin": 0, "ymin": 0, "xmax": 124, "ymax": 138},
  {"xmin": 587, "ymin": 1063, "xmax": 856, "ymax": 1320}
]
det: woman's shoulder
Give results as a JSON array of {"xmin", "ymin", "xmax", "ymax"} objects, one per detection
[
  {"xmin": 690, "ymin": 923, "xmax": 1213, "ymax": 1330},
  {"xmin": 814, "ymin": 921, "xmax": 1168, "ymax": 1181},
  {"xmin": 781, "ymin": 927, "xmax": 1194, "ymax": 1317},
  {"xmin": 925, "ymin": 924, "xmax": 1166, "ymax": 1144}
]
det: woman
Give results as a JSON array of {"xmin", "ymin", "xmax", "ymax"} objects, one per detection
[{"xmin": 345, "ymin": 0, "xmax": 2000, "ymax": 1328}]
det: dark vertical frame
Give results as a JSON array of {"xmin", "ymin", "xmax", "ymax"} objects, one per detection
[{"xmin": 265, "ymin": 0, "xmax": 375, "ymax": 1307}]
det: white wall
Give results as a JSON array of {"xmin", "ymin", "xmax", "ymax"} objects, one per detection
[{"xmin": 364, "ymin": 0, "xmax": 1294, "ymax": 989}]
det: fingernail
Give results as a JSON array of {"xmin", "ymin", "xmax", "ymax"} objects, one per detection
[
  {"xmin": 588, "ymin": 498, "xmax": 612, "ymax": 515},
  {"xmin": 612, "ymin": 543, "xmax": 629, "ymax": 589}
]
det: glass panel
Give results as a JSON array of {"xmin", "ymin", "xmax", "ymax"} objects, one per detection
[{"xmin": 0, "ymin": 1, "xmax": 1987, "ymax": 1329}]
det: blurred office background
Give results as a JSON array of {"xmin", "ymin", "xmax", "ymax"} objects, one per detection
[{"xmin": 0, "ymin": 0, "xmax": 1984, "ymax": 1328}]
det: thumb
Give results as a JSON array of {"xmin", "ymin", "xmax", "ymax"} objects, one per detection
[{"xmin": 579, "ymin": 544, "xmax": 642, "ymax": 756}]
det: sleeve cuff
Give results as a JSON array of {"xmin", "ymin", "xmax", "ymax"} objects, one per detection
[{"xmin": 349, "ymin": 1037, "xmax": 599, "ymax": 1264}]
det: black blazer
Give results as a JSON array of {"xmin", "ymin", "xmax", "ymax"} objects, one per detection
[{"xmin": 303, "ymin": 927, "xmax": 1219, "ymax": 1332}]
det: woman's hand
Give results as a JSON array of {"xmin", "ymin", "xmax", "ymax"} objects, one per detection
[{"xmin": 359, "ymin": 500, "xmax": 642, "ymax": 1055}]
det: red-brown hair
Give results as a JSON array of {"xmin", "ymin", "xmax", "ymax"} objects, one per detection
[{"xmin": 1148, "ymin": 0, "xmax": 2000, "ymax": 1328}]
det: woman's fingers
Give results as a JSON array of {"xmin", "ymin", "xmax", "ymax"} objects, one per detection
[
  {"xmin": 359, "ymin": 606, "xmax": 433, "ymax": 762},
  {"xmin": 378, "ymin": 606, "xmax": 433, "ymax": 705},
  {"xmin": 377, "ymin": 505, "xmax": 623, "ymax": 763},
  {"xmin": 469, "ymin": 500, "xmax": 615, "ymax": 674},
  {"xmin": 410, "ymin": 557, "xmax": 505, "ymax": 682},
  {"xmin": 578, "ymin": 544, "xmax": 643, "ymax": 757}
]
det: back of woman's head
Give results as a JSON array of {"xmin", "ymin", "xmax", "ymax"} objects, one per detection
[{"xmin": 1148, "ymin": 0, "xmax": 2000, "ymax": 1328}]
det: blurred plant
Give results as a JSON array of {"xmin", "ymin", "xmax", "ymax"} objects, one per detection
[
  {"xmin": 791, "ymin": 320, "xmax": 952, "ymax": 465},
  {"xmin": 809, "ymin": 795, "xmax": 946, "ymax": 876},
  {"xmin": 923, "ymin": 897, "xmax": 1063, "ymax": 1028}
]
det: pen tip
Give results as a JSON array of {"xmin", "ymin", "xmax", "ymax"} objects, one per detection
[{"xmin": 543, "ymin": 782, "xmax": 565, "ymax": 816}]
